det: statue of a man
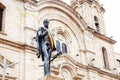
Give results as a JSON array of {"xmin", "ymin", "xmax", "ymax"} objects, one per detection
[{"xmin": 36, "ymin": 19, "xmax": 55, "ymax": 76}]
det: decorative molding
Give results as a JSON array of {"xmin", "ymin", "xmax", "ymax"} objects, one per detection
[
  {"xmin": 87, "ymin": 65, "xmax": 120, "ymax": 79},
  {"xmin": 45, "ymin": 76, "xmax": 64, "ymax": 80},
  {"xmin": 54, "ymin": 54, "xmax": 120, "ymax": 79},
  {"xmin": 0, "ymin": 38, "xmax": 36, "ymax": 52},
  {"xmin": 93, "ymin": 31, "xmax": 116, "ymax": 44},
  {"xmin": 73, "ymin": 74, "xmax": 83, "ymax": 79},
  {"xmin": 31, "ymin": 0, "xmax": 40, "ymax": 3},
  {"xmin": 24, "ymin": 0, "xmax": 87, "ymax": 30},
  {"xmin": 79, "ymin": 49, "xmax": 96, "ymax": 54},
  {"xmin": 24, "ymin": 44, "xmax": 36, "ymax": 52},
  {"xmin": 86, "ymin": 26, "xmax": 116, "ymax": 44},
  {"xmin": 0, "ymin": 74, "xmax": 17, "ymax": 80},
  {"xmin": 0, "ymin": 31, "xmax": 7, "ymax": 35},
  {"xmin": 72, "ymin": 0, "xmax": 105, "ymax": 12},
  {"xmin": 24, "ymin": 27, "xmax": 37, "ymax": 32},
  {"xmin": 51, "ymin": 66, "xmax": 59, "ymax": 75},
  {"xmin": 0, "ymin": 38, "xmax": 24, "ymax": 49}
]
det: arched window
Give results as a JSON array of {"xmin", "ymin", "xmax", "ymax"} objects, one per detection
[
  {"xmin": 62, "ymin": 43, "xmax": 67, "ymax": 53},
  {"xmin": 0, "ymin": 8, "xmax": 3, "ymax": 31},
  {"xmin": 56, "ymin": 40, "xmax": 61, "ymax": 52},
  {"xmin": 94, "ymin": 16, "xmax": 99, "ymax": 32},
  {"xmin": 56, "ymin": 40, "xmax": 68, "ymax": 54},
  {"xmin": 102, "ymin": 47, "xmax": 110, "ymax": 68},
  {"xmin": 0, "ymin": 3, "xmax": 5, "ymax": 31}
]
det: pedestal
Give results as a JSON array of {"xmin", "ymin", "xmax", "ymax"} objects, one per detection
[{"xmin": 45, "ymin": 76, "xmax": 64, "ymax": 80}]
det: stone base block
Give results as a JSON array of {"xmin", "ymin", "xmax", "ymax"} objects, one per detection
[{"xmin": 39, "ymin": 76, "xmax": 64, "ymax": 80}]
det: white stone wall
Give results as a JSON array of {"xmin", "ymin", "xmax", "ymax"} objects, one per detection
[
  {"xmin": 74, "ymin": 2, "xmax": 106, "ymax": 35},
  {"xmin": 0, "ymin": 0, "xmax": 119, "ymax": 80}
]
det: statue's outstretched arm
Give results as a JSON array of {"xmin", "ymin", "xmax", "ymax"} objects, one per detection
[
  {"xmin": 41, "ymin": 30, "xmax": 48, "ymax": 37},
  {"xmin": 37, "ymin": 27, "xmax": 48, "ymax": 37}
]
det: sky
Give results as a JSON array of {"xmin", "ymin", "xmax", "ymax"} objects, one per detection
[{"xmin": 62, "ymin": 0, "xmax": 120, "ymax": 53}]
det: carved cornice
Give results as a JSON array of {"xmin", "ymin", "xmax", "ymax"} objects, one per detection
[
  {"xmin": 51, "ymin": 66, "xmax": 59, "ymax": 75},
  {"xmin": 45, "ymin": 76, "xmax": 64, "ymax": 80},
  {"xmin": 0, "ymin": 74, "xmax": 17, "ymax": 80},
  {"xmin": 73, "ymin": 74, "xmax": 83, "ymax": 79},
  {"xmin": 0, "ymin": 38, "xmax": 24, "ymax": 49},
  {"xmin": 61, "ymin": 54, "xmax": 87, "ymax": 69},
  {"xmin": 56, "ymin": 54, "xmax": 120, "ymax": 79},
  {"xmin": 87, "ymin": 65, "xmax": 120, "ymax": 79},
  {"xmin": 0, "ymin": 38, "xmax": 36, "ymax": 52},
  {"xmin": 93, "ymin": 31, "xmax": 116, "ymax": 44},
  {"xmin": 86, "ymin": 26, "xmax": 116, "ymax": 44}
]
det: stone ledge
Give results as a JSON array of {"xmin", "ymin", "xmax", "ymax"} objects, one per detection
[{"xmin": 39, "ymin": 76, "xmax": 64, "ymax": 80}]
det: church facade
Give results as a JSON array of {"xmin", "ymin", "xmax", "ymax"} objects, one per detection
[{"xmin": 0, "ymin": 0, "xmax": 120, "ymax": 80}]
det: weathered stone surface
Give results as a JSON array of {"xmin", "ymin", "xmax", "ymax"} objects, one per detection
[{"xmin": 0, "ymin": 0, "xmax": 120, "ymax": 80}]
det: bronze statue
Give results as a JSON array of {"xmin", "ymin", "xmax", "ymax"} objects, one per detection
[{"xmin": 36, "ymin": 19, "xmax": 56, "ymax": 76}]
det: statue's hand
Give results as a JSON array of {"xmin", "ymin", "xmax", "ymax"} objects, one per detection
[
  {"xmin": 38, "ymin": 31, "xmax": 42, "ymax": 36},
  {"xmin": 36, "ymin": 52, "xmax": 40, "ymax": 58},
  {"xmin": 36, "ymin": 49, "xmax": 41, "ymax": 58}
]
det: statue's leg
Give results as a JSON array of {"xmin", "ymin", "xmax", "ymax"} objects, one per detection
[
  {"xmin": 48, "ymin": 49, "xmax": 52, "ymax": 63},
  {"xmin": 42, "ymin": 48, "xmax": 50, "ymax": 76}
]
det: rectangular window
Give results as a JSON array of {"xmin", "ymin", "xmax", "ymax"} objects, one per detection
[{"xmin": 0, "ymin": 8, "xmax": 3, "ymax": 31}]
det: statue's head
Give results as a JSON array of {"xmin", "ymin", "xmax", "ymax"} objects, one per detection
[{"xmin": 43, "ymin": 19, "xmax": 49, "ymax": 29}]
